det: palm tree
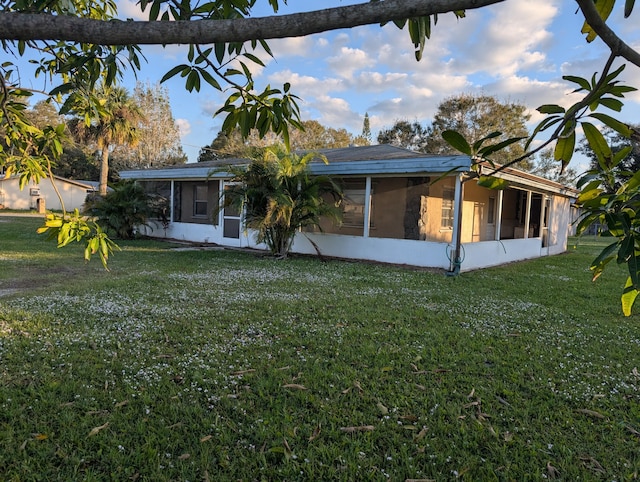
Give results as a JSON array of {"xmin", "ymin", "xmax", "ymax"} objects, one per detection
[
  {"xmin": 73, "ymin": 84, "xmax": 144, "ymax": 196},
  {"xmin": 219, "ymin": 145, "xmax": 343, "ymax": 258}
]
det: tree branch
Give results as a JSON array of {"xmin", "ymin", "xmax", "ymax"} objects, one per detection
[
  {"xmin": 575, "ymin": 0, "xmax": 640, "ymax": 68},
  {"xmin": 0, "ymin": 0, "xmax": 503, "ymax": 45}
]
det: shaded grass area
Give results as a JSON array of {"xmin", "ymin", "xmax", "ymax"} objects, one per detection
[{"xmin": 1, "ymin": 216, "xmax": 639, "ymax": 480}]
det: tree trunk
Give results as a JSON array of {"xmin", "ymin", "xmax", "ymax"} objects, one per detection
[{"xmin": 99, "ymin": 144, "xmax": 110, "ymax": 196}]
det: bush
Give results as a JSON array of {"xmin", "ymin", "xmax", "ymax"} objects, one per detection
[{"xmin": 83, "ymin": 180, "xmax": 152, "ymax": 239}]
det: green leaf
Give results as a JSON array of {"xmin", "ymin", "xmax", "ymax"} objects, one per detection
[
  {"xmin": 537, "ymin": 104, "xmax": 565, "ymax": 114},
  {"xmin": 442, "ymin": 130, "xmax": 471, "ymax": 155},
  {"xmin": 554, "ymin": 131, "xmax": 576, "ymax": 164},
  {"xmin": 477, "ymin": 176, "xmax": 509, "ymax": 190},
  {"xmin": 581, "ymin": 122, "xmax": 611, "ymax": 168},
  {"xmin": 587, "ymin": 113, "xmax": 632, "ymax": 137},
  {"xmin": 160, "ymin": 64, "xmax": 189, "ymax": 83},
  {"xmin": 621, "ymin": 276, "xmax": 639, "ymax": 316},
  {"xmin": 625, "ymin": 0, "xmax": 635, "ymax": 17},
  {"xmin": 597, "ymin": 97, "xmax": 624, "ymax": 112},
  {"xmin": 563, "ymin": 75, "xmax": 591, "ymax": 91}
]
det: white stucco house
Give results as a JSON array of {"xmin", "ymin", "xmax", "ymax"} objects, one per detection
[
  {"xmin": 120, "ymin": 145, "xmax": 578, "ymax": 273},
  {"xmin": 0, "ymin": 175, "xmax": 97, "ymax": 212}
]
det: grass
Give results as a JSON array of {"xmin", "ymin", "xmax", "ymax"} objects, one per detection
[{"xmin": 1, "ymin": 215, "xmax": 639, "ymax": 481}]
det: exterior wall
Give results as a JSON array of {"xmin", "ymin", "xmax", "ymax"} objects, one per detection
[
  {"xmin": 138, "ymin": 220, "xmax": 258, "ymax": 248},
  {"xmin": 291, "ymin": 232, "xmax": 452, "ymax": 269},
  {"xmin": 459, "ymin": 238, "xmax": 543, "ymax": 271},
  {"xmin": 0, "ymin": 176, "xmax": 91, "ymax": 211}
]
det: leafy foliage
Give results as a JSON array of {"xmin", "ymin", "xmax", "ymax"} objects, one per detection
[
  {"xmin": 83, "ymin": 180, "xmax": 153, "ymax": 240},
  {"xmin": 37, "ymin": 209, "xmax": 119, "ymax": 269},
  {"xmin": 218, "ymin": 146, "xmax": 343, "ymax": 258}
]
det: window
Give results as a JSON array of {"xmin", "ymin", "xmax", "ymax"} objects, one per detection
[
  {"xmin": 488, "ymin": 196, "xmax": 496, "ymax": 224},
  {"xmin": 193, "ymin": 185, "xmax": 208, "ymax": 217},
  {"xmin": 342, "ymin": 180, "xmax": 371, "ymax": 228},
  {"xmin": 441, "ymin": 186, "xmax": 455, "ymax": 228}
]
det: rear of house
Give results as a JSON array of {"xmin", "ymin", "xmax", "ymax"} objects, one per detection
[{"xmin": 120, "ymin": 145, "xmax": 577, "ymax": 272}]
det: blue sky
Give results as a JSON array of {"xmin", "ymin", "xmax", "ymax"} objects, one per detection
[{"xmin": 14, "ymin": 1, "xmax": 640, "ymax": 169}]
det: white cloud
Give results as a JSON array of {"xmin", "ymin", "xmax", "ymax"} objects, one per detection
[
  {"xmin": 175, "ymin": 118, "xmax": 191, "ymax": 138},
  {"xmin": 268, "ymin": 70, "xmax": 345, "ymax": 97},
  {"xmin": 327, "ymin": 47, "xmax": 376, "ymax": 79},
  {"xmin": 116, "ymin": 0, "xmax": 147, "ymax": 20}
]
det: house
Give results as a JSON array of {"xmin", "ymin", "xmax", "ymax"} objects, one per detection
[
  {"xmin": 119, "ymin": 145, "xmax": 578, "ymax": 273},
  {"xmin": 0, "ymin": 175, "xmax": 97, "ymax": 212}
]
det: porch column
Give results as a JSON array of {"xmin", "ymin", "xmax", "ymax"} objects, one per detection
[
  {"xmin": 450, "ymin": 174, "xmax": 465, "ymax": 271},
  {"xmin": 170, "ymin": 180, "xmax": 175, "ymax": 223},
  {"xmin": 495, "ymin": 189, "xmax": 504, "ymax": 241},
  {"xmin": 363, "ymin": 176, "xmax": 372, "ymax": 238},
  {"xmin": 524, "ymin": 191, "xmax": 532, "ymax": 238}
]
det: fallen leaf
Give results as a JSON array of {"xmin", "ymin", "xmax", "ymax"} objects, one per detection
[
  {"xmin": 633, "ymin": 367, "xmax": 639, "ymax": 379},
  {"xmin": 19, "ymin": 440, "xmax": 28, "ymax": 450},
  {"xmin": 503, "ymin": 431, "xmax": 514, "ymax": 442},
  {"xmin": 231, "ymin": 369, "xmax": 255, "ymax": 376},
  {"xmin": 340, "ymin": 425, "xmax": 375, "ymax": 433},
  {"xmin": 178, "ymin": 453, "xmax": 190, "ymax": 460},
  {"xmin": 59, "ymin": 401, "xmax": 75, "ymax": 407},
  {"xmin": 546, "ymin": 461, "xmax": 560, "ymax": 479},
  {"xmin": 34, "ymin": 433, "xmax": 48, "ymax": 441},
  {"xmin": 467, "ymin": 388, "xmax": 475, "ymax": 399},
  {"xmin": 577, "ymin": 409, "xmax": 605, "ymax": 419},
  {"xmin": 282, "ymin": 384, "xmax": 307, "ymax": 390},
  {"xmin": 415, "ymin": 384, "xmax": 426, "ymax": 391},
  {"xmin": 625, "ymin": 424, "xmax": 640, "ymax": 437},
  {"xmin": 115, "ymin": 400, "xmax": 129, "ymax": 408},
  {"xmin": 200, "ymin": 435, "xmax": 213, "ymax": 443},
  {"xmin": 88, "ymin": 422, "xmax": 109, "ymax": 437},
  {"xmin": 414, "ymin": 427, "xmax": 428, "ymax": 441},
  {"xmin": 579, "ymin": 456, "xmax": 605, "ymax": 474},
  {"xmin": 167, "ymin": 422, "xmax": 183, "ymax": 429},
  {"xmin": 309, "ymin": 424, "xmax": 321, "ymax": 442},
  {"xmin": 376, "ymin": 402, "xmax": 389, "ymax": 415}
]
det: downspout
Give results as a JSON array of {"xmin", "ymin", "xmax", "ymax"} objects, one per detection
[{"xmin": 447, "ymin": 174, "xmax": 465, "ymax": 276}]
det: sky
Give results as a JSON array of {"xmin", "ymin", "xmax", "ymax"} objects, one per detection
[{"xmin": 11, "ymin": 0, "xmax": 640, "ymax": 169}]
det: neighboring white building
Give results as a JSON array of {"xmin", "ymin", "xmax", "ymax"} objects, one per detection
[
  {"xmin": 0, "ymin": 175, "xmax": 97, "ymax": 212},
  {"xmin": 120, "ymin": 145, "xmax": 579, "ymax": 273}
]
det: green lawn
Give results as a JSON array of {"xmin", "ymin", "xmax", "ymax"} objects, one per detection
[{"xmin": 1, "ymin": 215, "xmax": 638, "ymax": 481}]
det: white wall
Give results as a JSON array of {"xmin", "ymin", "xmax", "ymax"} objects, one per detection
[
  {"xmin": 291, "ymin": 232, "xmax": 452, "ymax": 269},
  {"xmin": 0, "ymin": 177, "xmax": 91, "ymax": 211}
]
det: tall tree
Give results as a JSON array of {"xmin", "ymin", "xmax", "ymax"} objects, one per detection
[
  {"xmin": 377, "ymin": 120, "xmax": 428, "ymax": 151},
  {"xmin": 425, "ymin": 94, "xmax": 532, "ymax": 169},
  {"xmin": 111, "ymin": 82, "xmax": 187, "ymax": 170},
  {"xmin": 72, "ymin": 85, "xmax": 145, "ymax": 196},
  {"xmin": 199, "ymin": 120, "xmax": 355, "ymax": 161}
]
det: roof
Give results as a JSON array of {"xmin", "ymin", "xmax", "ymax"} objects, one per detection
[
  {"xmin": 0, "ymin": 174, "xmax": 97, "ymax": 190},
  {"xmin": 118, "ymin": 144, "xmax": 576, "ymax": 197},
  {"xmin": 119, "ymin": 144, "xmax": 472, "ymax": 180}
]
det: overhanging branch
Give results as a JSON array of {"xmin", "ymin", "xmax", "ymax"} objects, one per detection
[
  {"xmin": 575, "ymin": 0, "xmax": 640, "ymax": 68},
  {"xmin": 0, "ymin": 0, "xmax": 503, "ymax": 45}
]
